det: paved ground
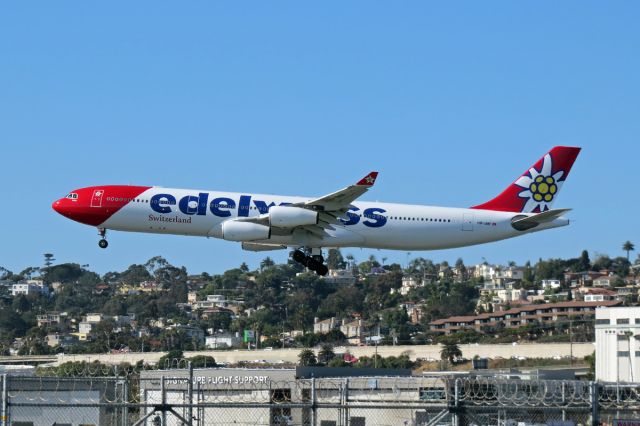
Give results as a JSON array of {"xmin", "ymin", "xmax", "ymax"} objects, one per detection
[{"xmin": 54, "ymin": 342, "xmax": 595, "ymax": 366}]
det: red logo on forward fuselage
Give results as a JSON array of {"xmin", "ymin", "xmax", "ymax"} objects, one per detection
[{"xmin": 91, "ymin": 189, "xmax": 104, "ymax": 207}]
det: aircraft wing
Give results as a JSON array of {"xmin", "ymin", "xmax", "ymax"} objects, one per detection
[
  {"xmin": 297, "ymin": 171, "xmax": 379, "ymax": 212},
  {"xmin": 231, "ymin": 171, "xmax": 379, "ymax": 237},
  {"xmin": 292, "ymin": 171, "xmax": 379, "ymax": 235}
]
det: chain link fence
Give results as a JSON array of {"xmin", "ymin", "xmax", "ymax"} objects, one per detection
[{"xmin": 1, "ymin": 370, "xmax": 640, "ymax": 425}]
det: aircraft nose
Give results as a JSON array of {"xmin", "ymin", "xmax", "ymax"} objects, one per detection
[{"xmin": 52, "ymin": 199, "xmax": 68, "ymax": 216}]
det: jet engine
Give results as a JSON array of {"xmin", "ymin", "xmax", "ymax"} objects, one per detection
[
  {"xmin": 222, "ymin": 221, "xmax": 270, "ymax": 241},
  {"xmin": 269, "ymin": 206, "xmax": 318, "ymax": 227}
]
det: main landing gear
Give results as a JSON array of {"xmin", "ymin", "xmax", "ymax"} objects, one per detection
[
  {"xmin": 292, "ymin": 249, "xmax": 329, "ymax": 276},
  {"xmin": 98, "ymin": 228, "xmax": 108, "ymax": 249}
]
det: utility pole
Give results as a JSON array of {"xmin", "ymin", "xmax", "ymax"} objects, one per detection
[
  {"xmin": 374, "ymin": 340, "xmax": 378, "ymax": 368},
  {"xmin": 569, "ymin": 316, "xmax": 573, "ymax": 367}
]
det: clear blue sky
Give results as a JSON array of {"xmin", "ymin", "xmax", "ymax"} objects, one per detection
[{"xmin": 1, "ymin": 2, "xmax": 638, "ymax": 275}]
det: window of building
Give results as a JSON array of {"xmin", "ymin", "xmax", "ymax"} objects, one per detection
[
  {"xmin": 618, "ymin": 351, "xmax": 630, "ymax": 357},
  {"xmin": 617, "ymin": 318, "xmax": 630, "ymax": 325},
  {"xmin": 636, "ymin": 318, "xmax": 640, "ymax": 324},
  {"xmin": 595, "ymin": 319, "xmax": 609, "ymax": 325},
  {"xmin": 618, "ymin": 334, "xmax": 628, "ymax": 341}
]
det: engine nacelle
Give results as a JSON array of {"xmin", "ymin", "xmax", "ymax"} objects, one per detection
[
  {"xmin": 222, "ymin": 221, "xmax": 270, "ymax": 242},
  {"xmin": 269, "ymin": 206, "xmax": 318, "ymax": 228}
]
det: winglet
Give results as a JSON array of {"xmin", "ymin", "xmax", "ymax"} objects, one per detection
[{"xmin": 356, "ymin": 171, "xmax": 379, "ymax": 186}]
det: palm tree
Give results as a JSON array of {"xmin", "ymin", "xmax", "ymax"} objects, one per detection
[
  {"xmin": 440, "ymin": 342, "xmax": 462, "ymax": 365},
  {"xmin": 298, "ymin": 349, "xmax": 317, "ymax": 366},
  {"xmin": 318, "ymin": 343, "xmax": 336, "ymax": 364},
  {"xmin": 260, "ymin": 257, "xmax": 275, "ymax": 270},
  {"xmin": 623, "ymin": 241, "xmax": 635, "ymax": 262}
]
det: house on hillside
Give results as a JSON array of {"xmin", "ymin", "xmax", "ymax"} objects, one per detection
[
  {"xmin": 541, "ymin": 279, "xmax": 562, "ymax": 290},
  {"xmin": 322, "ymin": 269, "xmax": 357, "ymax": 285},
  {"xmin": 46, "ymin": 333, "xmax": 77, "ymax": 348},
  {"xmin": 313, "ymin": 317, "xmax": 338, "ymax": 334},
  {"xmin": 593, "ymin": 275, "xmax": 619, "ymax": 288},
  {"xmin": 430, "ymin": 300, "xmax": 621, "ymax": 335},
  {"xmin": 11, "ymin": 282, "xmax": 49, "ymax": 296},
  {"xmin": 37, "ymin": 312, "xmax": 62, "ymax": 327},
  {"xmin": 205, "ymin": 332, "xmax": 242, "ymax": 349},
  {"xmin": 340, "ymin": 319, "xmax": 364, "ymax": 344},
  {"xmin": 396, "ymin": 275, "xmax": 422, "ymax": 296},
  {"xmin": 583, "ymin": 288, "xmax": 616, "ymax": 302}
]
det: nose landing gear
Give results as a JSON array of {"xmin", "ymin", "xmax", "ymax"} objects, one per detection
[
  {"xmin": 98, "ymin": 228, "xmax": 108, "ymax": 249},
  {"xmin": 292, "ymin": 249, "xmax": 329, "ymax": 276}
]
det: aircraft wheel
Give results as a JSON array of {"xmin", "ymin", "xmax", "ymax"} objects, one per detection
[
  {"xmin": 292, "ymin": 250, "xmax": 306, "ymax": 263},
  {"xmin": 98, "ymin": 239, "xmax": 108, "ymax": 249},
  {"xmin": 306, "ymin": 257, "xmax": 320, "ymax": 271},
  {"xmin": 316, "ymin": 264, "xmax": 329, "ymax": 276}
]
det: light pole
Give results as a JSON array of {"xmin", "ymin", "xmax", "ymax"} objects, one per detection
[{"xmin": 569, "ymin": 316, "xmax": 573, "ymax": 367}]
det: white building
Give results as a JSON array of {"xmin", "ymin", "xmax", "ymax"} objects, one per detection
[
  {"xmin": 78, "ymin": 322, "xmax": 95, "ymax": 334},
  {"xmin": 313, "ymin": 317, "xmax": 338, "ymax": 334},
  {"xmin": 83, "ymin": 313, "xmax": 108, "ymax": 323},
  {"xmin": 194, "ymin": 294, "xmax": 242, "ymax": 310},
  {"xmin": 322, "ymin": 269, "xmax": 357, "ymax": 285},
  {"xmin": 595, "ymin": 306, "xmax": 640, "ymax": 382},
  {"xmin": 205, "ymin": 332, "xmax": 242, "ymax": 349},
  {"xmin": 397, "ymin": 275, "xmax": 422, "ymax": 295},
  {"xmin": 541, "ymin": 279, "xmax": 562, "ymax": 290},
  {"xmin": 11, "ymin": 283, "xmax": 49, "ymax": 296},
  {"xmin": 494, "ymin": 289, "xmax": 527, "ymax": 304}
]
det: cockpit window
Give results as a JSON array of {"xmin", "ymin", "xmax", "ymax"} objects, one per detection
[{"xmin": 66, "ymin": 193, "xmax": 79, "ymax": 200}]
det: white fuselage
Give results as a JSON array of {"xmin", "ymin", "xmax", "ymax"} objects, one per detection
[{"xmin": 101, "ymin": 187, "xmax": 569, "ymax": 250}]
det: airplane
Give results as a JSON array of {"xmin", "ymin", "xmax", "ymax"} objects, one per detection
[{"xmin": 52, "ymin": 146, "xmax": 581, "ymax": 276}]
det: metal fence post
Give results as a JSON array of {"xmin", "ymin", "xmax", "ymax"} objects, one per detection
[
  {"xmin": 453, "ymin": 379, "xmax": 459, "ymax": 426},
  {"xmin": 161, "ymin": 375, "xmax": 167, "ymax": 426},
  {"xmin": 188, "ymin": 361, "xmax": 193, "ymax": 426},
  {"xmin": 561, "ymin": 382, "xmax": 566, "ymax": 422},
  {"xmin": 122, "ymin": 379, "xmax": 129, "ymax": 426},
  {"xmin": 343, "ymin": 378, "xmax": 349, "ymax": 426},
  {"xmin": 1, "ymin": 374, "xmax": 7, "ymax": 426},
  {"xmin": 590, "ymin": 381, "xmax": 599, "ymax": 426},
  {"xmin": 310, "ymin": 377, "xmax": 316, "ymax": 426}
]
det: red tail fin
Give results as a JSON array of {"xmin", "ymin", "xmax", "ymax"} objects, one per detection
[{"xmin": 471, "ymin": 146, "xmax": 581, "ymax": 213}]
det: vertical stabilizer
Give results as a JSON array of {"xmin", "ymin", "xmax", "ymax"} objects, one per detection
[{"xmin": 471, "ymin": 146, "xmax": 581, "ymax": 213}]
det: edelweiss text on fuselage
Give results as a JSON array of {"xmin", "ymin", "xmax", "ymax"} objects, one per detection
[{"xmin": 149, "ymin": 192, "xmax": 389, "ymax": 228}]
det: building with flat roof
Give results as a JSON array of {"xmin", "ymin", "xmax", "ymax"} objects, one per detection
[
  {"xmin": 595, "ymin": 306, "xmax": 640, "ymax": 383},
  {"xmin": 430, "ymin": 300, "xmax": 621, "ymax": 335}
]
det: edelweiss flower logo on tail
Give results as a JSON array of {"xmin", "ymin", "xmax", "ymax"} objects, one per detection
[{"xmin": 515, "ymin": 153, "xmax": 564, "ymax": 212}]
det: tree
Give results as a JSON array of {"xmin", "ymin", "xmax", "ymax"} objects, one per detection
[
  {"xmin": 144, "ymin": 256, "xmax": 170, "ymax": 274},
  {"xmin": 318, "ymin": 343, "xmax": 336, "ymax": 364},
  {"xmin": 585, "ymin": 351, "xmax": 595, "ymax": 380},
  {"xmin": 579, "ymin": 250, "xmax": 591, "ymax": 271},
  {"xmin": 623, "ymin": 241, "xmax": 635, "ymax": 262},
  {"xmin": 260, "ymin": 257, "xmax": 275, "ymax": 271},
  {"xmin": 43, "ymin": 253, "xmax": 55, "ymax": 268},
  {"xmin": 327, "ymin": 249, "xmax": 346, "ymax": 270},
  {"xmin": 440, "ymin": 342, "xmax": 462, "ymax": 365},
  {"xmin": 188, "ymin": 355, "xmax": 217, "ymax": 368},
  {"xmin": 158, "ymin": 349, "xmax": 184, "ymax": 369},
  {"xmin": 298, "ymin": 349, "xmax": 317, "ymax": 366}
]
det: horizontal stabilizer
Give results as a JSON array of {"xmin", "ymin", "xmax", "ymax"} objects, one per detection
[{"xmin": 511, "ymin": 208, "xmax": 571, "ymax": 231}]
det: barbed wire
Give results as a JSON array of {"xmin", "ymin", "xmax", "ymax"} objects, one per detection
[{"xmin": 4, "ymin": 365, "xmax": 640, "ymax": 410}]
